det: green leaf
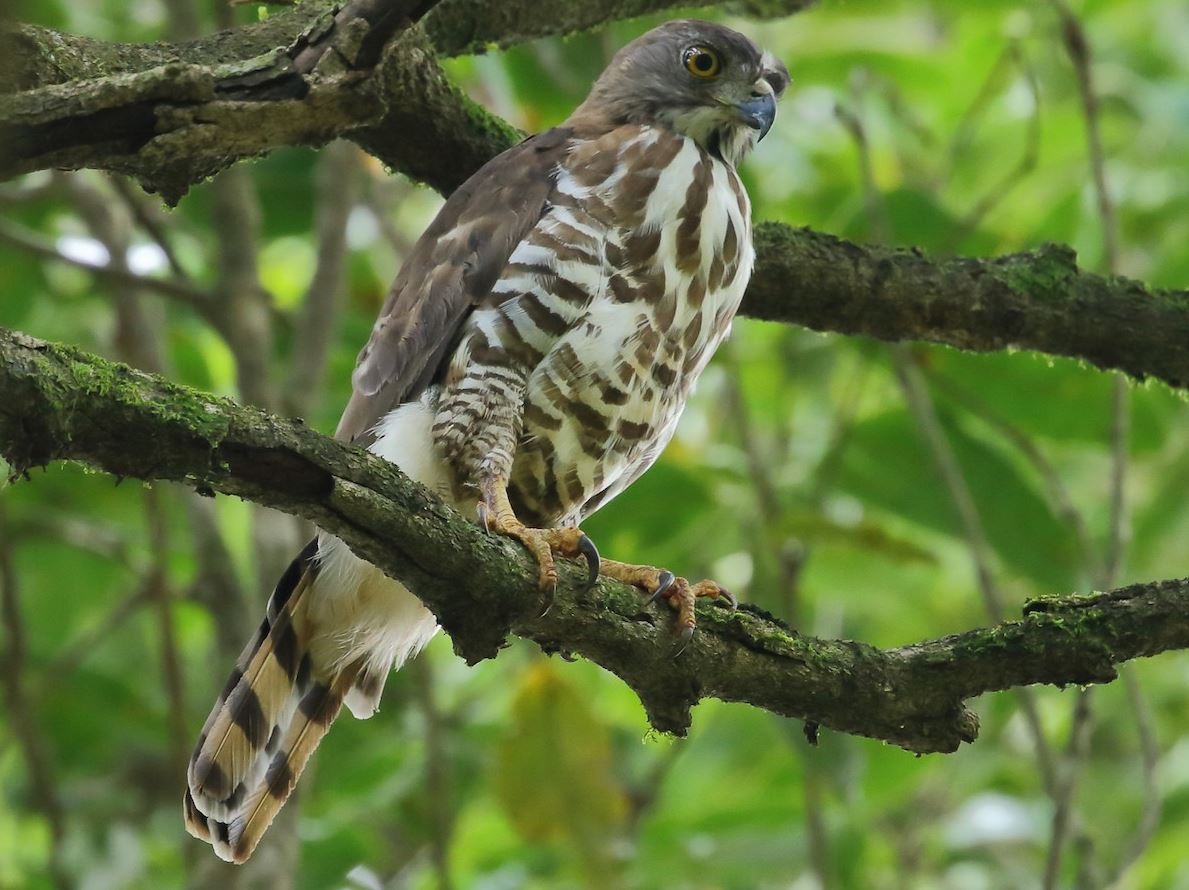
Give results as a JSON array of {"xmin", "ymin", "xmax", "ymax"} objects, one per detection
[
  {"xmin": 928, "ymin": 349, "xmax": 1173, "ymax": 453},
  {"xmin": 493, "ymin": 663, "xmax": 627, "ymax": 879},
  {"xmin": 836, "ymin": 406, "xmax": 1080, "ymax": 589}
]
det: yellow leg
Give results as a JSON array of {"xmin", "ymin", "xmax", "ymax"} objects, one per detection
[{"xmin": 478, "ymin": 477, "xmax": 599, "ymax": 595}]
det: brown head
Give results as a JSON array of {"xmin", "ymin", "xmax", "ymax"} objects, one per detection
[{"xmin": 568, "ymin": 20, "xmax": 790, "ymax": 164}]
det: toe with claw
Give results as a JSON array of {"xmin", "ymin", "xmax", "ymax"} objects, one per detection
[
  {"xmin": 600, "ymin": 558, "xmax": 736, "ymax": 643},
  {"xmin": 478, "ymin": 479, "xmax": 601, "ymax": 606}
]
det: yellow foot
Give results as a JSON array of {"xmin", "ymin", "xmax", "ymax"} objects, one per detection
[
  {"xmin": 598, "ymin": 559, "xmax": 737, "ymax": 642},
  {"xmin": 477, "ymin": 484, "xmax": 600, "ymax": 601}
]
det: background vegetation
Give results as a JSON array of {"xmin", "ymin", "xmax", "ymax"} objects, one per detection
[{"xmin": 2, "ymin": 0, "xmax": 1188, "ymax": 888}]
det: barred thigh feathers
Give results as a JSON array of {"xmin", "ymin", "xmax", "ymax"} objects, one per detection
[{"xmin": 185, "ymin": 395, "xmax": 451, "ymax": 863}]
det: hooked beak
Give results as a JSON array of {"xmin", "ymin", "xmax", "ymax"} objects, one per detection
[{"xmin": 735, "ymin": 91, "xmax": 777, "ymax": 141}]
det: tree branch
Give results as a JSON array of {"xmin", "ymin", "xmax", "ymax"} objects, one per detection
[
  {"xmin": 748, "ymin": 225, "xmax": 1189, "ymax": 390},
  {"xmin": 3, "ymin": 324, "xmax": 1188, "ymax": 755},
  {"xmin": 0, "ymin": 1, "xmax": 451, "ymax": 203}
]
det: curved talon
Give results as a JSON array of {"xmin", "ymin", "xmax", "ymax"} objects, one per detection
[
  {"xmin": 718, "ymin": 588, "xmax": 738, "ymax": 610},
  {"xmin": 476, "ymin": 501, "xmax": 491, "ymax": 533},
  {"xmin": 577, "ymin": 534, "xmax": 601, "ymax": 591},
  {"xmin": 538, "ymin": 581, "xmax": 556, "ymax": 618},
  {"xmin": 647, "ymin": 570, "xmax": 676, "ymax": 606},
  {"xmin": 673, "ymin": 623, "xmax": 695, "ymax": 657}
]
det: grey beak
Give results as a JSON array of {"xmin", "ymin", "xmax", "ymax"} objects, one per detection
[{"xmin": 736, "ymin": 92, "xmax": 777, "ymax": 140}]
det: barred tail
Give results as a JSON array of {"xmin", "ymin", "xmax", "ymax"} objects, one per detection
[
  {"xmin": 185, "ymin": 397, "xmax": 448, "ymax": 862},
  {"xmin": 183, "ymin": 540, "xmax": 355, "ymax": 864},
  {"xmin": 183, "ymin": 540, "xmax": 440, "ymax": 862},
  {"xmin": 184, "ymin": 660, "xmax": 358, "ymax": 863}
]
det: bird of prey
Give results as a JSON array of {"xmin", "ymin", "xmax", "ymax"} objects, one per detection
[{"xmin": 184, "ymin": 19, "xmax": 788, "ymax": 863}]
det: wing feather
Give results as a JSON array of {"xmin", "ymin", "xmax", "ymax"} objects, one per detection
[{"xmin": 336, "ymin": 128, "xmax": 574, "ymax": 444}]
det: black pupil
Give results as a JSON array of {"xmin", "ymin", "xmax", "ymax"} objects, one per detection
[{"xmin": 694, "ymin": 52, "xmax": 712, "ymax": 71}]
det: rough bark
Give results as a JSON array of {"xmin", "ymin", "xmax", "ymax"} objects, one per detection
[
  {"xmin": 748, "ymin": 224, "xmax": 1189, "ymax": 390},
  {"xmin": 3, "ymin": 325, "xmax": 1187, "ymax": 755},
  {"xmin": 0, "ymin": 1, "xmax": 461, "ymax": 203}
]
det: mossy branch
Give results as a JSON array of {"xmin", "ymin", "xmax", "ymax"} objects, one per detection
[
  {"xmin": 0, "ymin": 0, "xmax": 814, "ymax": 201},
  {"xmin": 0, "ymin": 0, "xmax": 508, "ymax": 202},
  {"xmin": 3, "ymin": 324, "xmax": 1188, "ymax": 754},
  {"xmin": 748, "ymin": 225, "xmax": 1189, "ymax": 390}
]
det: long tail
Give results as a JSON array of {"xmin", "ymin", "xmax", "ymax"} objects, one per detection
[
  {"xmin": 183, "ymin": 541, "xmax": 364, "ymax": 863},
  {"xmin": 184, "ymin": 396, "xmax": 446, "ymax": 862}
]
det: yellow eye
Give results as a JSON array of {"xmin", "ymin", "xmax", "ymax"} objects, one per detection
[{"xmin": 683, "ymin": 45, "xmax": 721, "ymax": 78}]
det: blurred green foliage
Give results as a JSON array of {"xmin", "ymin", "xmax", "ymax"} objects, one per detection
[{"xmin": 2, "ymin": 1, "xmax": 1189, "ymax": 888}]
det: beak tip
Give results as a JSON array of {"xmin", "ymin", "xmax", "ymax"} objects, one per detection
[{"xmin": 737, "ymin": 93, "xmax": 777, "ymax": 141}]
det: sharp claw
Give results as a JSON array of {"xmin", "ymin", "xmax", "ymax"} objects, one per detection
[
  {"xmin": 477, "ymin": 502, "xmax": 491, "ymax": 533},
  {"xmin": 718, "ymin": 588, "xmax": 738, "ymax": 610},
  {"xmin": 646, "ymin": 570, "xmax": 676, "ymax": 606},
  {"xmin": 577, "ymin": 534, "xmax": 600, "ymax": 590},
  {"xmin": 673, "ymin": 624, "xmax": 695, "ymax": 657},
  {"xmin": 539, "ymin": 579, "xmax": 556, "ymax": 618}
]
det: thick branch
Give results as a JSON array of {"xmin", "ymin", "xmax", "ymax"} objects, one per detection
[
  {"xmin": 3, "ymin": 325, "xmax": 1188, "ymax": 754},
  {"xmin": 748, "ymin": 224, "xmax": 1189, "ymax": 393},
  {"xmin": 0, "ymin": 1, "xmax": 449, "ymax": 203}
]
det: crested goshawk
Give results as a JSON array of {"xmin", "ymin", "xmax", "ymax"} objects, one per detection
[{"xmin": 185, "ymin": 19, "xmax": 788, "ymax": 863}]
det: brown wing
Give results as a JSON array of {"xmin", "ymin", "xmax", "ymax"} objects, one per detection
[{"xmin": 336, "ymin": 128, "xmax": 573, "ymax": 444}]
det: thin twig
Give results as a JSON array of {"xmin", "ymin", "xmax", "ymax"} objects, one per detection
[
  {"xmin": 892, "ymin": 350, "xmax": 1058, "ymax": 795},
  {"xmin": 0, "ymin": 506, "xmax": 70, "ymax": 889},
  {"xmin": 183, "ymin": 495, "xmax": 249, "ymax": 662},
  {"xmin": 1044, "ymin": 686, "xmax": 1095, "ymax": 890},
  {"xmin": 109, "ymin": 175, "xmax": 194, "ymax": 283},
  {"xmin": 37, "ymin": 585, "xmax": 154, "ymax": 688},
  {"xmin": 210, "ymin": 166, "xmax": 275, "ymax": 411},
  {"xmin": 0, "ymin": 218, "xmax": 214, "ymax": 313},
  {"xmin": 947, "ymin": 44, "xmax": 1018, "ymax": 167},
  {"xmin": 1107, "ymin": 669, "xmax": 1161, "ymax": 887},
  {"xmin": 7, "ymin": 513, "xmax": 134, "ymax": 568},
  {"xmin": 950, "ymin": 43, "xmax": 1042, "ymax": 244},
  {"xmin": 145, "ymin": 487, "xmax": 190, "ymax": 781},
  {"xmin": 283, "ymin": 140, "xmax": 360, "ymax": 417},
  {"xmin": 806, "ymin": 357, "xmax": 871, "ymax": 506},
  {"xmin": 1042, "ymin": 3, "xmax": 1140, "ymax": 884},
  {"xmin": 361, "ymin": 168, "xmax": 417, "ymax": 258},
  {"xmin": 925, "ymin": 370, "xmax": 1098, "ymax": 580},
  {"xmin": 624, "ymin": 741, "xmax": 686, "ymax": 837},
  {"xmin": 411, "ymin": 656, "xmax": 455, "ymax": 890},
  {"xmin": 834, "ymin": 100, "xmax": 892, "ymax": 243},
  {"xmin": 720, "ymin": 345, "xmax": 782, "ymax": 523}
]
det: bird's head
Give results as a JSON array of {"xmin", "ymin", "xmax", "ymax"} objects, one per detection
[{"xmin": 570, "ymin": 20, "xmax": 789, "ymax": 165}]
